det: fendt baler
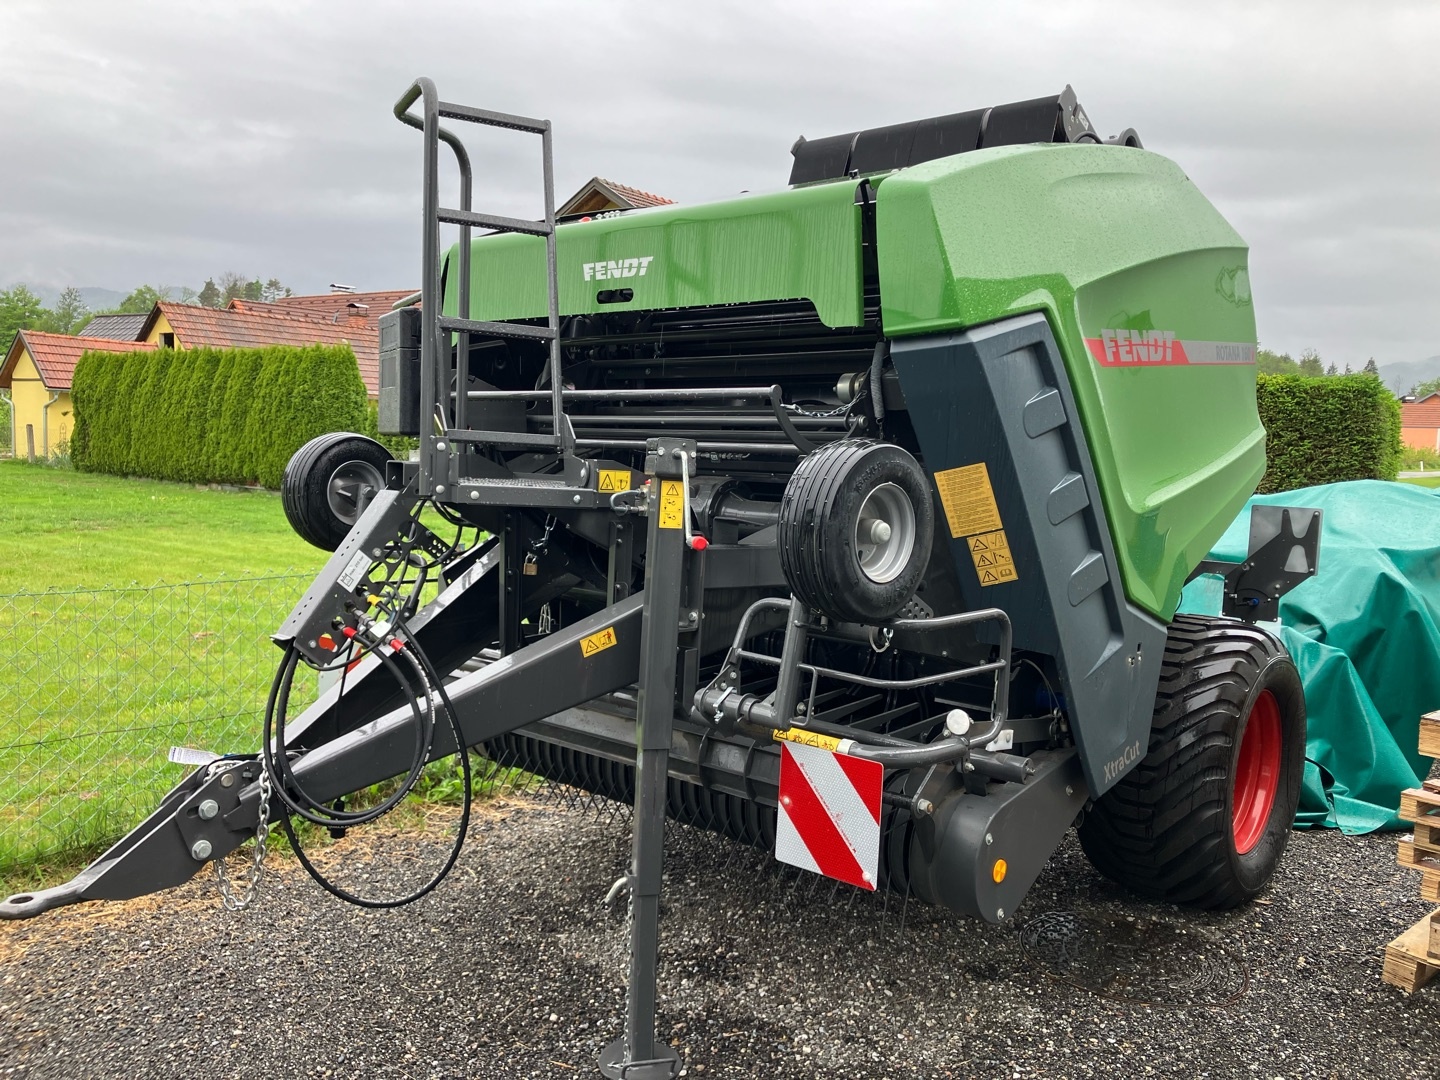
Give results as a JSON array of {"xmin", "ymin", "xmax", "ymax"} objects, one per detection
[{"xmin": 3, "ymin": 81, "xmax": 1322, "ymax": 1077}]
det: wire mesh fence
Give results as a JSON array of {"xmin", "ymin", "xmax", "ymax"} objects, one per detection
[{"xmin": 0, "ymin": 573, "xmax": 316, "ymax": 872}]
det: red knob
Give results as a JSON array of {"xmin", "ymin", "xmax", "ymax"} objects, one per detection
[{"xmin": 689, "ymin": 535, "xmax": 709, "ymax": 551}]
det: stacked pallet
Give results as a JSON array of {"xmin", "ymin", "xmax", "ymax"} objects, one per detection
[{"xmin": 1384, "ymin": 710, "xmax": 1440, "ymax": 993}]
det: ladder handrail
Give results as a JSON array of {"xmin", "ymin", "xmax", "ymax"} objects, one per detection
[{"xmin": 394, "ymin": 77, "xmax": 568, "ymax": 487}]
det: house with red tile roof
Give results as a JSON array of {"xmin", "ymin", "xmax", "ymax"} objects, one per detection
[
  {"xmin": 0, "ymin": 330, "xmax": 155, "ymax": 458},
  {"xmin": 558, "ymin": 177, "xmax": 675, "ymax": 220},
  {"xmin": 1401, "ymin": 393, "xmax": 1440, "ymax": 451},
  {"xmin": 137, "ymin": 290, "xmax": 415, "ymax": 397}
]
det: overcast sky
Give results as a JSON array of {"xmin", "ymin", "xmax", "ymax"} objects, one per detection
[{"xmin": 1, "ymin": 0, "xmax": 1436, "ymax": 367}]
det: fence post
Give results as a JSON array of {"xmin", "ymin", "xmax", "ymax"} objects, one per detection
[{"xmin": 26, "ymin": 424, "xmax": 35, "ymax": 463}]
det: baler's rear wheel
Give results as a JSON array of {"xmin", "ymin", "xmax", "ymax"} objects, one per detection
[
  {"xmin": 1078, "ymin": 614, "xmax": 1305, "ymax": 909},
  {"xmin": 282, "ymin": 432, "xmax": 393, "ymax": 551},
  {"xmin": 778, "ymin": 439, "xmax": 934, "ymax": 624}
]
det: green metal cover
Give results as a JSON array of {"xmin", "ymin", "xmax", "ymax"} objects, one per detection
[
  {"xmin": 874, "ymin": 144, "xmax": 1264, "ymax": 618},
  {"xmin": 445, "ymin": 143, "xmax": 1263, "ymax": 621},
  {"xmin": 442, "ymin": 181, "xmax": 865, "ymax": 329}
]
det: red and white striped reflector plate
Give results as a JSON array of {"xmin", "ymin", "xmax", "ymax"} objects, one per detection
[{"xmin": 775, "ymin": 740, "xmax": 882, "ymax": 890}]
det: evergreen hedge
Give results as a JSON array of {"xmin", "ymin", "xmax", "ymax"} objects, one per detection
[
  {"xmin": 1256, "ymin": 373, "xmax": 1402, "ymax": 493},
  {"xmin": 72, "ymin": 344, "xmax": 367, "ymax": 488}
]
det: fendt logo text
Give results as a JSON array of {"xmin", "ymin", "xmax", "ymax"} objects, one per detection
[
  {"xmin": 1099, "ymin": 328, "xmax": 1177, "ymax": 365},
  {"xmin": 583, "ymin": 257, "xmax": 655, "ymax": 281}
]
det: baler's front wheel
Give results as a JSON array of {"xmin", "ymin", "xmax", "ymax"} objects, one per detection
[
  {"xmin": 1078, "ymin": 614, "xmax": 1306, "ymax": 909},
  {"xmin": 282, "ymin": 432, "xmax": 393, "ymax": 551}
]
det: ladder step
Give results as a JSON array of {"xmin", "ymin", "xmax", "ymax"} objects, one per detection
[
  {"xmin": 438, "ymin": 101, "xmax": 548, "ymax": 135},
  {"xmin": 438, "ymin": 208, "xmax": 552, "ymax": 237},
  {"xmin": 438, "ymin": 316, "xmax": 556, "ymax": 342},
  {"xmin": 448, "ymin": 429, "xmax": 563, "ymax": 448}
]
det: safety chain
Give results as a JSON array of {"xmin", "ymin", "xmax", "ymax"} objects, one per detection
[{"xmin": 213, "ymin": 761, "xmax": 272, "ymax": 911}]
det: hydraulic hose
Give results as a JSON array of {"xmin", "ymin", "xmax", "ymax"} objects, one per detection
[{"xmin": 263, "ymin": 625, "xmax": 473, "ymax": 908}]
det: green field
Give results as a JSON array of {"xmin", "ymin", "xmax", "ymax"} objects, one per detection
[
  {"xmin": 0, "ymin": 461, "xmax": 330, "ymax": 877},
  {"xmin": 1398, "ymin": 475, "xmax": 1440, "ymax": 489},
  {"xmin": 0, "ymin": 459, "xmax": 327, "ymax": 591}
]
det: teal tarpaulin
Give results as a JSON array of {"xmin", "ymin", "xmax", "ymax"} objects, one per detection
[{"xmin": 1178, "ymin": 480, "xmax": 1439, "ymax": 834}]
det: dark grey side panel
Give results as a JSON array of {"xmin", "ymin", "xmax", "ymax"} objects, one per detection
[{"xmin": 890, "ymin": 314, "xmax": 1166, "ymax": 796}]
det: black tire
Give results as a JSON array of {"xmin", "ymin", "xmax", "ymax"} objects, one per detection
[
  {"xmin": 282, "ymin": 432, "xmax": 392, "ymax": 551},
  {"xmin": 778, "ymin": 439, "xmax": 934, "ymax": 624},
  {"xmin": 1078, "ymin": 614, "xmax": 1306, "ymax": 909}
]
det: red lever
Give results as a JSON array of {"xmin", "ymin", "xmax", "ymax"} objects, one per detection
[{"xmin": 689, "ymin": 535, "xmax": 709, "ymax": 552}]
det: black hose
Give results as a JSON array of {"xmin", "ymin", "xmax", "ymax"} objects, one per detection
[{"xmin": 265, "ymin": 627, "xmax": 473, "ymax": 908}]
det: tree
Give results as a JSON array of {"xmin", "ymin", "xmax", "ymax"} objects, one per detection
[
  {"xmin": 1325, "ymin": 362, "xmax": 1338, "ymax": 376},
  {"xmin": 115, "ymin": 285, "xmax": 175, "ymax": 313},
  {"xmin": 1298, "ymin": 348, "xmax": 1324, "ymax": 377},
  {"xmin": 1343, "ymin": 363, "xmax": 1352, "ymax": 375},
  {"xmin": 1257, "ymin": 347, "xmax": 1299, "ymax": 376},
  {"xmin": 41, "ymin": 287, "xmax": 90, "ymax": 334},
  {"xmin": 1413, "ymin": 377, "xmax": 1440, "ymax": 399},
  {"xmin": 1363, "ymin": 357, "xmax": 1381, "ymax": 377},
  {"xmin": 242, "ymin": 279, "xmax": 264, "ymax": 302},
  {"xmin": 218, "ymin": 272, "xmax": 248, "ymax": 307},
  {"xmin": 197, "ymin": 278, "xmax": 221, "ymax": 308},
  {"xmin": 0, "ymin": 285, "xmax": 49, "ymax": 346},
  {"xmin": 262, "ymin": 278, "xmax": 292, "ymax": 302}
]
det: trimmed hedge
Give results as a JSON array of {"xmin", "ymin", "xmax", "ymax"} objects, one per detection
[
  {"xmin": 72, "ymin": 344, "xmax": 367, "ymax": 488},
  {"xmin": 1256, "ymin": 373, "xmax": 1402, "ymax": 493}
]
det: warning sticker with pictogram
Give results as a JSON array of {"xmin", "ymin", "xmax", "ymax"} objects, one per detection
[
  {"xmin": 772, "ymin": 726, "xmax": 842, "ymax": 752},
  {"xmin": 933, "ymin": 462, "xmax": 1004, "ymax": 538},
  {"xmin": 579, "ymin": 625, "xmax": 618, "ymax": 658},
  {"xmin": 597, "ymin": 469, "xmax": 632, "ymax": 493},
  {"xmin": 658, "ymin": 480, "xmax": 685, "ymax": 529},
  {"xmin": 968, "ymin": 529, "xmax": 1018, "ymax": 586},
  {"xmin": 775, "ymin": 741, "xmax": 882, "ymax": 891}
]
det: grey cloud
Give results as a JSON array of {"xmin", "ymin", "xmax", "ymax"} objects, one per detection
[{"xmin": 0, "ymin": 0, "xmax": 1435, "ymax": 367}]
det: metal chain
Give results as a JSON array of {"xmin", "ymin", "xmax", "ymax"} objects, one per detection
[{"xmin": 214, "ymin": 762, "xmax": 272, "ymax": 911}]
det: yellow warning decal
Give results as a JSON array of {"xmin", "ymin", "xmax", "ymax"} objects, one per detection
[
  {"xmin": 969, "ymin": 529, "xmax": 1019, "ymax": 586},
  {"xmin": 597, "ymin": 469, "xmax": 632, "ymax": 493},
  {"xmin": 934, "ymin": 463, "xmax": 1004, "ymax": 538},
  {"xmin": 658, "ymin": 479, "xmax": 685, "ymax": 530},
  {"xmin": 580, "ymin": 625, "xmax": 618, "ymax": 658},
  {"xmin": 772, "ymin": 727, "xmax": 842, "ymax": 752}
]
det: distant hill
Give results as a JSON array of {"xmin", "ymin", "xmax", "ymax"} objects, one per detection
[
  {"xmin": 9, "ymin": 284, "xmax": 128, "ymax": 313},
  {"xmin": 1379, "ymin": 356, "xmax": 1440, "ymax": 396}
]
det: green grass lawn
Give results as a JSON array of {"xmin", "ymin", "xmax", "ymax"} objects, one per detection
[
  {"xmin": 0, "ymin": 459, "xmax": 327, "ymax": 591},
  {"xmin": 0, "ymin": 461, "xmax": 331, "ymax": 878},
  {"xmin": 1398, "ymin": 475, "xmax": 1440, "ymax": 489}
]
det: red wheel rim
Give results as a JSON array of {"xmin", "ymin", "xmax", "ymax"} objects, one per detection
[{"xmin": 1232, "ymin": 689, "xmax": 1282, "ymax": 855}]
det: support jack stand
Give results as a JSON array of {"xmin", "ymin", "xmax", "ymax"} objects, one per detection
[{"xmin": 598, "ymin": 438, "xmax": 693, "ymax": 1080}]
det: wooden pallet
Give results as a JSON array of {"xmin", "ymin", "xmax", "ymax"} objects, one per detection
[
  {"xmin": 1384, "ymin": 756, "xmax": 1440, "ymax": 992},
  {"xmin": 1384, "ymin": 913, "xmax": 1440, "ymax": 993},
  {"xmin": 1420, "ymin": 711, "xmax": 1440, "ymax": 759},
  {"xmin": 1399, "ymin": 780, "xmax": 1440, "ymax": 827}
]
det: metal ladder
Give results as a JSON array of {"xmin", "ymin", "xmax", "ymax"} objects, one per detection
[{"xmin": 394, "ymin": 78, "xmax": 571, "ymax": 498}]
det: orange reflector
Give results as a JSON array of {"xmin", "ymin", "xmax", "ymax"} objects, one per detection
[
  {"xmin": 992, "ymin": 858, "xmax": 1008, "ymax": 884},
  {"xmin": 318, "ymin": 633, "xmax": 336, "ymax": 651}
]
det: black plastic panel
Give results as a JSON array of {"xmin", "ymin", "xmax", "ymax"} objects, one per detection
[
  {"xmin": 890, "ymin": 314, "xmax": 1167, "ymax": 797},
  {"xmin": 789, "ymin": 88, "xmax": 1099, "ymax": 185},
  {"xmin": 979, "ymin": 94, "xmax": 1062, "ymax": 148}
]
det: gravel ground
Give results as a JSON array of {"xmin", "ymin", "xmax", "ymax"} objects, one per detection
[{"xmin": 2, "ymin": 794, "xmax": 1439, "ymax": 1080}]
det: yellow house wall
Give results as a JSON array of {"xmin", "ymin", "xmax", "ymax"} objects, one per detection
[
  {"xmin": 7, "ymin": 349, "xmax": 73, "ymax": 457},
  {"xmin": 143, "ymin": 311, "xmax": 177, "ymax": 346}
]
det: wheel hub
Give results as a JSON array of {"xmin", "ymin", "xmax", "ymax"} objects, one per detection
[
  {"xmin": 854, "ymin": 482, "xmax": 916, "ymax": 585},
  {"xmin": 325, "ymin": 460, "xmax": 384, "ymax": 525}
]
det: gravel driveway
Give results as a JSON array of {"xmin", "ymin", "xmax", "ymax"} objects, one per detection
[{"xmin": 2, "ymin": 794, "xmax": 1438, "ymax": 1079}]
